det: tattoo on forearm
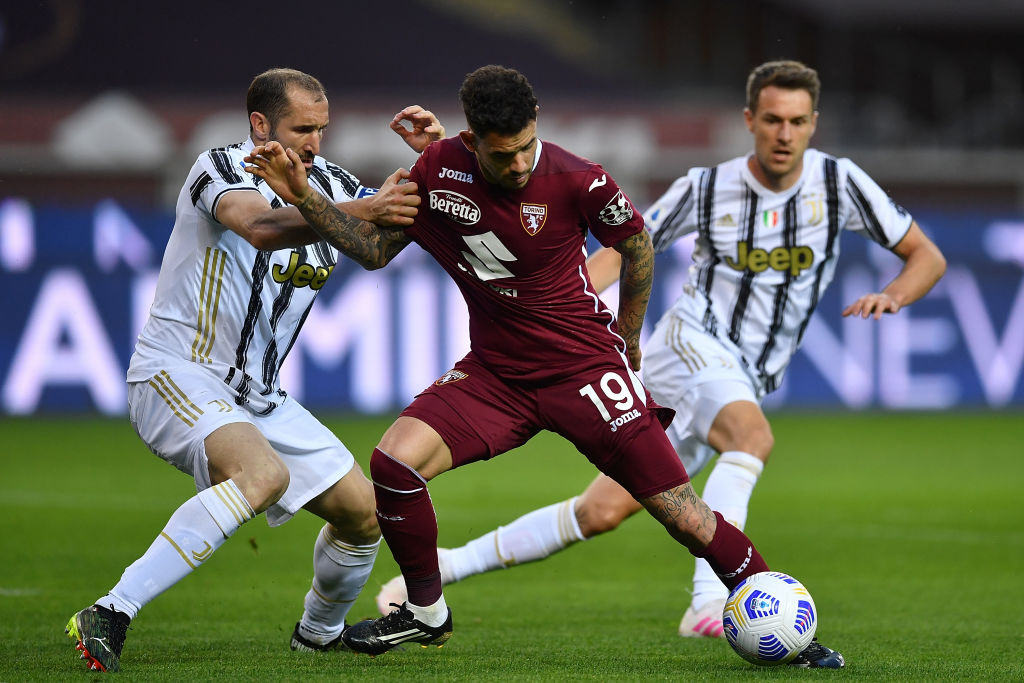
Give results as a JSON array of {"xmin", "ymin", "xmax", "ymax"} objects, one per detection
[
  {"xmin": 295, "ymin": 191, "xmax": 407, "ymax": 268},
  {"xmin": 618, "ymin": 232, "xmax": 654, "ymax": 343}
]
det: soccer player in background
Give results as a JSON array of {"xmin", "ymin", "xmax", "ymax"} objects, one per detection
[
  {"xmin": 245, "ymin": 63, "xmax": 845, "ymax": 667},
  {"xmin": 64, "ymin": 68, "xmax": 445, "ymax": 672},
  {"xmin": 374, "ymin": 59, "xmax": 947, "ymax": 643}
]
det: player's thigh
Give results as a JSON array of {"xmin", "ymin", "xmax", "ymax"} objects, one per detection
[
  {"xmin": 705, "ymin": 398, "xmax": 772, "ymax": 458},
  {"xmin": 576, "ymin": 474, "xmax": 644, "ymax": 536},
  {"xmin": 642, "ymin": 314, "xmax": 759, "ymax": 472},
  {"xmin": 541, "ymin": 361, "xmax": 688, "ymax": 500},
  {"xmin": 399, "ymin": 354, "xmax": 540, "ymax": 471},
  {"xmin": 258, "ymin": 398, "xmax": 358, "ymax": 527},
  {"xmin": 128, "ymin": 367, "xmax": 261, "ymax": 492}
]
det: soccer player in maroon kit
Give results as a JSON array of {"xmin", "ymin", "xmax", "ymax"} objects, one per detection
[{"xmin": 245, "ymin": 65, "xmax": 840, "ymax": 666}]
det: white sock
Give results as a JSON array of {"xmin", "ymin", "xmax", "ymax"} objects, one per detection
[
  {"xmin": 97, "ymin": 480, "xmax": 254, "ymax": 619},
  {"xmin": 406, "ymin": 593, "xmax": 449, "ymax": 628},
  {"xmin": 297, "ymin": 525, "xmax": 380, "ymax": 644},
  {"xmin": 692, "ymin": 451, "xmax": 764, "ymax": 609},
  {"xmin": 440, "ymin": 498, "xmax": 585, "ymax": 584}
]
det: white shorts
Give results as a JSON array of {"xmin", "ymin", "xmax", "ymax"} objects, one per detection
[
  {"xmin": 641, "ymin": 309, "xmax": 761, "ymax": 478},
  {"xmin": 127, "ymin": 360, "xmax": 354, "ymax": 527}
]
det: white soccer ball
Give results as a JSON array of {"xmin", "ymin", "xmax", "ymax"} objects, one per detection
[{"xmin": 722, "ymin": 571, "xmax": 817, "ymax": 666}]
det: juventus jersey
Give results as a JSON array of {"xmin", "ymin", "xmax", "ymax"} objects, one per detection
[
  {"xmin": 127, "ymin": 138, "xmax": 367, "ymax": 414},
  {"xmin": 646, "ymin": 148, "xmax": 913, "ymax": 393},
  {"xmin": 408, "ymin": 137, "xmax": 645, "ymax": 382}
]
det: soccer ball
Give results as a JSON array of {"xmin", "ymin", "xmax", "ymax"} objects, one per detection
[{"xmin": 722, "ymin": 571, "xmax": 817, "ymax": 666}]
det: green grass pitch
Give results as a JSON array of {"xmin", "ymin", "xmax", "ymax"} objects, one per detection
[{"xmin": 1, "ymin": 411, "xmax": 1021, "ymax": 681}]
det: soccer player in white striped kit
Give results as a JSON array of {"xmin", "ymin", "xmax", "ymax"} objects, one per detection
[
  {"xmin": 64, "ymin": 68, "xmax": 444, "ymax": 672},
  {"xmin": 375, "ymin": 60, "xmax": 946, "ymax": 653}
]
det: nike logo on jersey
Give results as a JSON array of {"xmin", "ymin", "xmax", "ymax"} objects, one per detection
[
  {"xmin": 725, "ymin": 241, "xmax": 813, "ymax": 276},
  {"xmin": 589, "ymin": 175, "xmax": 607, "ymax": 192}
]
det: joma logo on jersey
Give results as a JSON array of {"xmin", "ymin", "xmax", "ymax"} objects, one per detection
[
  {"xmin": 272, "ymin": 252, "xmax": 333, "ymax": 289},
  {"xmin": 725, "ymin": 241, "xmax": 814, "ymax": 276},
  {"xmin": 609, "ymin": 408, "xmax": 641, "ymax": 433},
  {"xmin": 520, "ymin": 203, "xmax": 547, "ymax": 235},
  {"xmin": 438, "ymin": 167, "xmax": 473, "ymax": 183},
  {"xmin": 429, "ymin": 190, "xmax": 481, "ymax": 225}
]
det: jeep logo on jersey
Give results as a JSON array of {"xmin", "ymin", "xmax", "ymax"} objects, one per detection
[
  {"xmin": 598, "ymin": 190, "xmax": 633, "ymax": 226},
  {"xmin": 520, "ymin": 203, "xmax": 547, "ymax": 235},
  {"xmin": 725, "ymin": 241, "xmax": 814, "ymax": 276},
  {"xmin": 429, "ymin": 190, "xmax": 481, "ymax": 225},
  {"xmin": 435, "ymin": 369, "xmax": 468, "ymax": 385},
  {"xmin": 271, "ymin": 252, "xmax": 333, "ymax": 290}
]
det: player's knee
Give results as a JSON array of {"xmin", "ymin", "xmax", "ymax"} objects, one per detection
[
  {"xmin": 370, "ymin": 447, "xmax": 424, "ymax": 490},
  {"xmin": 577, "ymin": 498, "xmax": 629, "ymax": 537},
  {"xmin": 729, "ymin": 421, "xmax": 774, "ymax": 461},
  {"xmin": 235, "ymin": 457, "xmax": 290, "ymax": 513}
]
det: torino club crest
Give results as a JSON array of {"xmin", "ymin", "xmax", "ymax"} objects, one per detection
[
  {"xmin": 598, "ymin": 190, "xmax": 634, "ymax": 226},
  {"xmin": 520, "ymin": 203, "xmax": 547, "ymax": 235}
]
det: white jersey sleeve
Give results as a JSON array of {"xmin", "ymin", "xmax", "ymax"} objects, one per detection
[
  {"xmin": 644, "ymin": 172, "xmax": 699, "ymax": 254},
  {"xmin": 838, "ymin": 158, "xmax": 913, "ymax": 249}
]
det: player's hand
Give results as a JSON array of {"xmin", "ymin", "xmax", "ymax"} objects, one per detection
[
  {"xmin": 244, "ymin": 142, "xmax": 312, "ymax": 206},
  {"xmin": 366, "ymin": 168, "xmax": 420, "ymax": 227},
  {"xmin": 842, "ymin": 292, "xmax": 901, "ymax": 319},
  {"xmin": 391, "ymin": 105, "xmax": 446, "ymax": 153}
]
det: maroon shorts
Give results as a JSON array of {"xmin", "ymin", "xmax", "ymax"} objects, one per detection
[{"xmin": 400, "ymin": 351, "xmax": 689, "ymax": 500}]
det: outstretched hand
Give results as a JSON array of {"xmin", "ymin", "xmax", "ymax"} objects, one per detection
[
  {"xmin": 367, "ymin": 168, "xmax": 421, "ymax": 227},
  {"xmin": 391, "ymin": 105, "xmax": 446, "ymax": 153},
  {"xmin": 243, "ymin": 142, "xmax": 311, "ymax": 206},
  {"xmin": 842, "ymin": 292, "xmax": 901, "ymax": 319}
]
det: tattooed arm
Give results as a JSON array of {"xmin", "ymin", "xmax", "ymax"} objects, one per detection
[
  {"xmin": 611, "ymin": 230, "xmax": 655, "ymax": 370},
  {"xmin": 244, "ymin": 142, "xmax": 413, "ymax": 270}
]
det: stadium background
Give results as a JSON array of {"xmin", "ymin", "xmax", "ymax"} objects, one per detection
[
  {"xmin": 2, "ymin": 2, "xmax": 1022, "ymax": 680},
  {"xmin": 2, "ymin": 0, "xmax": 1023, "ymax": 415}
]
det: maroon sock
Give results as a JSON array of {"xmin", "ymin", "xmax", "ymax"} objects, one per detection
[
  {"xmin": 369, "ymin": 448, "xmax": 442, "ymax": 606},
  {"xmin": 696, "ymin": 511, "xmax": 770, "ymax": 591}
]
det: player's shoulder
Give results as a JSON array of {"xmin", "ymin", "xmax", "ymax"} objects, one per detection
[
  {"xmin": 538, "ymin": 139, "xmax": 601, "ymax": 174},
  {"xmin": 189, "ymin": 141, "xmax": 249, "ymax": 184}
]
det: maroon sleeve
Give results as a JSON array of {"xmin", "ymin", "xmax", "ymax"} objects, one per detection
[{"xmin": 579, "ymin": 166, "xmax": 645, "ymax": 247}]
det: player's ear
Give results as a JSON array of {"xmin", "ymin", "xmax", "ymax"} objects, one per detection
[
  {"xmin": 743, "ymin": 108, "xmax": 755, "ymax": 133},
  {"xmin": 250, "ymin": 111, "xmax": 271, "ymax": 142},
  {"xmin": 458, "ymin": 130, "xmax": 477, "ymax": 153}
]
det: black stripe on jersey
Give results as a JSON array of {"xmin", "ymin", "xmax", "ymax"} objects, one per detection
[
  {"xmin": 792, "ymin": 157, "xmax": 841, "ymax": 353},
  {"xmin": 190, "ymin": 171, "xmax": 213, "ymax": 206},
  {"xmin": 308, "ymin": 166, "xmax": 335, "ymax": 201},
  {"xmin": 727, "ymin": 186, "xmax": 759, "ymax": 346},
  {"xmin": 311, "ymin": 240, "xmax": 336, "ymax": 268},
  {"xmin": 651, "ymin": 185, "xmax": 694, "ymax": 254},
  {"xmin": 847, "ymin": 177, "xmax": 886, "ymax": 245},
  {"xmin": 270, "ymin": 196, "xmax": 283, "ymax": 209},
  {"xmin": 326, "ymin": 161, "xmax": 361, "ymax": 198},
  {"xmin": 260, "ymin": 248, "xmax": 302, "ymax": 394},
  {"xmin": 695, "ymin": 168, "xmax": 719, "ymax": 337},
  {"xmin": 232, "ymin": 251, "xmax": 271, "ymax": 406},
  {"xmin": 754, "ymin": 193, "xmax": 799, "ymax": 379},
  {"xmin": 208, "ymin": 148, "xmax": 244, "ymax": 185}
]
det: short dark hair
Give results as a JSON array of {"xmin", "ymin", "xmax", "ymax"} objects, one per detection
[
  {"xmin": 746, "ymin": 60, "xmax": 820, "ymax": 112},
  {"xmin": 459, "ymin": 65, "xmax": 538, "ymax": 136},
  {"xmin": 246, "ymin": 68, "xmax": 327, "ymax": 129}
]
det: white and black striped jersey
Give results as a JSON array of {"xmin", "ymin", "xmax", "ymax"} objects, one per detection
[
  {"xmin": 127, "ymin": 138, "xmax": 369, "ymax": 414},
  {"xmin": 645, "ymin": 148, "xmax": 913, "ymax": 393}
]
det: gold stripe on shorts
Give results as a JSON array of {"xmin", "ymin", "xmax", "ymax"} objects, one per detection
[{"xmin": 149, "ymin": 370, "xmax": 204, "ymax": 427}]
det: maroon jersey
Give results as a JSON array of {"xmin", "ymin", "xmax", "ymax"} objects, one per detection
[{"xmin": 407, "ymin": 137, "xmax": 645, "ymax": 382}]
